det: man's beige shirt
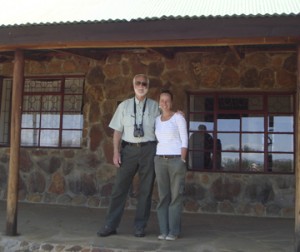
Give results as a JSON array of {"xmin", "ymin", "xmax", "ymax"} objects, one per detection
[{"xmin": 109, "ymin": 97, "xmax": 160, "ymax": 143}]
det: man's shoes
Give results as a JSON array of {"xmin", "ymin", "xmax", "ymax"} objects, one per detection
[
  {"xmin": 134, "ymin": 228, "xmax": 145, "ymax": 237},
  {"xmin": 97, "ymin": 225, "xmax": 117, "ymax": 237}
]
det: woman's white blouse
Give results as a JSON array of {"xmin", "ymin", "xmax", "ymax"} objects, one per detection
[{"xmin": 155, "ymin": 113, "xmax": 188, "ymax": 155}]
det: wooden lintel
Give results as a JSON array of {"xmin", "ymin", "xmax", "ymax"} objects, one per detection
[
  {"xmin": 0, "ymin": 36, "xmax": 299, "ymax": 53},
  {"xmin": 0, "ymin": 45, "xmax": 296, "ymax": 65}
]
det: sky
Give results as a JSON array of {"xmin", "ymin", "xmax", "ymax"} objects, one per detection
[{"xmin": 0, "ymin": 0, "xmax": 299, "ymax": 26}]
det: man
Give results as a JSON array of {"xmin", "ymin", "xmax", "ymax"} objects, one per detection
[
  {"xmin": 189, "ymin": 124, "xmax": 213, "ymax": 169},
  {"xmin": 97, "ymin": 74, "xmax": 160, "ymax": 237}
]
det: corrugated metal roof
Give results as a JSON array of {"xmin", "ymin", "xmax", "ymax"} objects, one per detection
[{"xmin": 1, "ymin": 0, "xmax": 300, "ymax": 27}]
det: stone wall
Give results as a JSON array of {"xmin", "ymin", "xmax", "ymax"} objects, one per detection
[{"xmin": 0, "ymin": 49, "xmax": 296, "ymax": 217}]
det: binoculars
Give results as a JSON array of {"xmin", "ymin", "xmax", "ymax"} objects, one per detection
[{"xmin": 134, "ymin": 124, "xmax": 144, "ymax": 137}]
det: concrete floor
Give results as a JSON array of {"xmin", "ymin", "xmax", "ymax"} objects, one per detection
[{"xmin": 0, "ymin": 201, "xmax": 295, "ymax": 252}]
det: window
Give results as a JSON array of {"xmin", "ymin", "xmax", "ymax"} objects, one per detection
[
  {"xmin": 188, "ymin": 92, "xmax": 294, "ymax": 174},
  {"xmin": 0, "ymin": 76, "xmax": 84, "ymax": 148},
  {"xmin": 0, "ymin": 78, "xmax": 12, "ymax": 145}
]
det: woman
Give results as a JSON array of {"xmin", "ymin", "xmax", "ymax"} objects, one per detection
[{"xmin": 154, "ymin": 89, "xmax": 188, "ymax": 241}]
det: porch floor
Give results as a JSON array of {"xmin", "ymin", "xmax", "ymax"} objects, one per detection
[{"xmin": 0, "ymin": 201, "xmax": 294, "ymax": 252}]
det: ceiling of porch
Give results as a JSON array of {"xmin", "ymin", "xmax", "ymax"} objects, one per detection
[{"xmin": 0, "ymin": 44, "xmax": 297, "ymax": 63}]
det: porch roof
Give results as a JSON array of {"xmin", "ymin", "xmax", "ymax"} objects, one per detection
[
  {"xmin": 1, "ymin": 0, "xmax": 300, "ymax": 27},
  {"xmin": 0, "ymin": 0, "xmax": 299, "ymax": 55}
]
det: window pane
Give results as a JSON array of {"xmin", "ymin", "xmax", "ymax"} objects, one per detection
[
  {"xmin": 40, "ymin": 130, "xmax": 59, "ymax": 147},
  {"xmin": 241, "ymin": 153, "xmax": 264, "ymax": 172},
  {"xmin": 190, "ymin": 96, "xmax": 214, "ymax": 112},
  {"xmin": 65, "ymin": 78, "xmax": 84, "ymax": 94},
  {"xmin": 21, "ymin": 129, "xmax": 39, "ymax": 146},
  {"xmin": 221, "ymin": 152, "xmax": 239, "ymax": 171},
  {"xmin": 269, "ymin": 116, "xmax": 293, "ymax": 132},
  {"xmin": 189, "ymin": 119, "xmax": 214, "ymax": 131},
  {"xmin": 242, "ymin": 115, "xmax": 264, "ymax": 132},
  {"xmin": 189, "ymin": 130, "xmax": 213, "ymax": 150},
  {"xmin": 214, "ymin": 148, "xmax": 222, "ymax": 170},
  {"xmin": 217, "ymin": 114, "xmax": 240, "ymax": 132},
  {"xmin": 22, "ymin": 113, "xmax": 40, "ymax": 128},
  {"xmin": 248, "ymin": 96, "xmax": 263, "ymax": 110},
  {"xmin": 219, "ymin": 95, "xmax": 262, "ymax": 111},
  {"xmin": 63, "ymin": 114, "xmax": 83, "ymax": 129},
  {"xmin": 23, "ymin": 95, "xmax": 41, "ymax": 111},
  {"xmin": 24, "ymin": 79, "xmax": 61, "ymax": 92},
  {"xmin": 42, "ymin": 95, "xmax": 61, "ymax": 111},
  {"xmin": 218, "ymin": 96, "xmax": 248, "ymax": 110},
  {"xmin": 269, "ymin": 154, "xmax": 293, "ymax": 173},
  {"xmin": 41, "ymin": 113, "xmax": 60, "ymax": 128},
  {"xmin": 242, "ymin": 133, "xmax": 264, "ymax": 152},
  {"xmin": 188, "ymin": 150, "xmax": 212, "ymax": 169},
  {"xmin": 64, "ymin": 95, "xmax": 83, "ymax": 112},
  {"xmin": 269, "ymin": 134, "xmax": 293, "ymax": 152},
  {"xmin": 268, "ymin": 95, "xmax": 293, "ymax": 113},
  {"xmin": 217, "ymin": 133, "xmax": 239, "ymax": 151},
  {"xmin": 62, "ymin": 130, "xmax": 82, "ymax": 147}
]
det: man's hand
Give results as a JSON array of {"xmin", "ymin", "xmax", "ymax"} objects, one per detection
[
  {"xmin": 112, "ymin": 130, "xmax": 122, "ymax": 167},
  {"xmin": 113, "ymin": 152, "xmax": 121, "ymax": 167}
]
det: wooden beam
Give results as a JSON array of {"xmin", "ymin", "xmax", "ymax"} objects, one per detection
[
  {"xmin": 296, "ymin": 44, "xmax": 300, "ymax": 252},
  {"xmin": 0, "ymin": 36, "xmax": 299, "ymax": 52},
  {"xmin": 0, "ymin": 45, "xmax": 296, "ymax": 65},
  {"xmin": 6, "ymin": 49, "xmax": 24, "ymax": 236}
]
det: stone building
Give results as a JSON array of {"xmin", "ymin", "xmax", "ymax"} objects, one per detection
[{"xmin": 0, "ymin": 1, "xmax": 299, "ymax": 226}]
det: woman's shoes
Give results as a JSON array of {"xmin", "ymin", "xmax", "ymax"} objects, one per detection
[
  {"xmin": 166, "ymin": 234, "xmax": 178, "ymax": 241},
  {"xmin": 158, "ymin": 234, "xmax": 178, "ymax": 241},
  {"xmin": 158, "ymin": 234, "xmax": 167, "ymax": 240}
]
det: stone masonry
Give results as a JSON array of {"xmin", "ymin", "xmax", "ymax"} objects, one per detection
[{"xmin": 0, "ymin": 50, "xmax": 296, "ymax": 218}]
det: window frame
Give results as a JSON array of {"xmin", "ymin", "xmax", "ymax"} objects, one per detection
[
  {"xmin": 0, "ymin": 77, "xmax": 12, "ymax": 146},
  {"xmin": 187, "ymin": 91, "xmax": 295, "ymax": 174},
  {"xmin": 0, "ymin": 75, "xmax": 85, "ymax": 148}
]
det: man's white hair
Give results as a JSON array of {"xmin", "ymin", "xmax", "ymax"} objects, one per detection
[{"xmin": 132, "ymin": 74, "xmax": 150, "ymax": 86}]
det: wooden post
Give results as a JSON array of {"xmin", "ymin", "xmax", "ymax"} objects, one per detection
[{"xmin": 6, "ymin": 49, "xmax": 24, "ymax": 236}]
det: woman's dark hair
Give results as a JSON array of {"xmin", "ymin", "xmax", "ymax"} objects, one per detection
[{"xmin": 160, "ymin": 89, "xmax": 173, "ymax": 101}]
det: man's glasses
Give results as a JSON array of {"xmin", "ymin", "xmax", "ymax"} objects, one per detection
[{"xmin": 135, "ymin": 81, "xmax": 148, "ymax": 87}]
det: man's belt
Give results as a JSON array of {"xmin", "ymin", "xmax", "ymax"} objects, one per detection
[
  {"xmin": 122, "ymin": 141, "xmax": 156, "ymax": 148},
  {"xmin": 157, "ymin": 155, "xmax": 181, "ymax": 159}
]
